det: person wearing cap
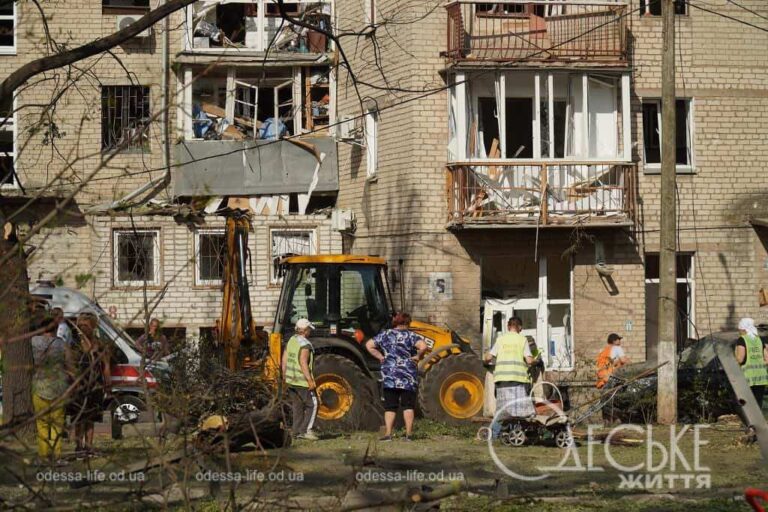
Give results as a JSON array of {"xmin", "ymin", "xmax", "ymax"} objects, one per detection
[
  {"xmin": 595, "ymin": 333, "xmax": 630, "ymax": 390},
  {"xmin": 735, "ymin": 317, "xmax": 768, "ymax": 409},
  {"xmin": 282, "ymin": 318, "xmax": 319, "ymax": 440}
]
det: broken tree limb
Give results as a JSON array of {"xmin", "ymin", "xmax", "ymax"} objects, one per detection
[
  {"xmin": 341, "ymin": 481, "xmax": 466, "ymax": 511},
  {"xmin": 0, "ymin": 0, "xmax": 198, "ymax": 102}
]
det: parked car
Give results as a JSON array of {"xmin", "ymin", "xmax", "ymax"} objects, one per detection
[
  {"xmin": 606, "ymin": 327, "xmax": 768, "ymax": 423},
  {"xmin": 29, "ymin": 281, "xmax": 169, "ymax": 439}
]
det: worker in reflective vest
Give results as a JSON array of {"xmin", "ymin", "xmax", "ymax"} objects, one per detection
[
  {"xmin": 484, "ymin": 316, "xmax": 538, "ymax": 438},
  {"xmin": 735, "ymin": 317, "xmax": 768, "ymax": 409},
  {"xmin": 595, "ymin": 333, "xmax": 630, "ymax": 389},
  {"xmin": 281, "ymin": 318, "xmax": 319, "ymax": 441}
]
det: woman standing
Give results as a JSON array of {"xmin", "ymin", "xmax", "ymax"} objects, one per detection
[
  {"xmin": 69, "ymin": 313, "xmax": 111, "ymax": 457},
  {"xmin": 365, "ymin": 312, "xmax": 427, "ymax": 441},
  {"xmin": 31, "ymin": 316, "xmax": 70, "ymax": 463}
]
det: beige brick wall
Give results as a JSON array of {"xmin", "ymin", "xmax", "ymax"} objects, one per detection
[{"xmin": 334, "ymin": 0, "xmax": 768, "ymax": 364}]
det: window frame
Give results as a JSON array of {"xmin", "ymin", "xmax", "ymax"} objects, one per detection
[
  {"xmin": 0, "ymin": 2, "xmax": 16, "ymax": 55},
  {"xmin": 364, "ymin": 0, "xmax": 376, "ymax": 25},
  {"xmin": 113, "ymin": 229, "xmax": 161, "ymax": 287},
  {"xmin": 640, "ymin": 0, "xmax": 688, "ymax": 16},
  {"xmin": 365, "ymin": 109, "xmax": 378, "ymax": 180},
  {"xmin": 641, "ymin": 98, "xmax": 696, "ymax": 174},
  {"xmin": 269, "ymin": 228, "xmax": 317, "ymax": 285},
  {"xmin": 0, "ymin": 95, "xmax": 16, "ymax": 189},
  {"xmin": 194, "ymin": 229, "xmax": 227, "ymax": 287},
  {"xmin": 101, "ymin": 85, "xmax": 151, "ymax": 153},
  {"xmin": 102, "ymin": 0, "xmax": 151, "ymax": 15},
  {"xmin": 644, "ymin": 252, "xmax": 696, "ymax": 341}
]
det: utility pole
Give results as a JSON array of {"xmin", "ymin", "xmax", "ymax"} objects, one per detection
[{"xmin": 657, "ymin": 0, "xmax": 678, "ymax": 425}]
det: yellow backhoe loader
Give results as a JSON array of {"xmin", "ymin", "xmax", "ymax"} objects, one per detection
[{"xmin": 218, "ymin": 212, "xmax": 485, "ymax": 430}]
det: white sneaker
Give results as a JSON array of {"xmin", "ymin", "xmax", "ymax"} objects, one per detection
[{"xmin": 302, "ymin": 430, "xmax": 320, "ymax": 441}]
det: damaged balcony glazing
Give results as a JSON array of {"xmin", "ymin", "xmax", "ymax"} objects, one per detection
[
  {"xmin": 447, "ymin": 69, "xmax": 634, "ymax": 226},
  {"xmin": 185, "ymin": 0, "xmax": 333, "ymax": 53}
]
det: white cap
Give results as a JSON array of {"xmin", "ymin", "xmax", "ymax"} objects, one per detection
[{"xmin": 295, "ymin": 318, "xmax": 315, "ymax": 330}]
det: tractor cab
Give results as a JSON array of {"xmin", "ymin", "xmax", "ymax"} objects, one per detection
[{"xmin": 274, "ymin": 255, "xmax": 394, "ymax": 342}]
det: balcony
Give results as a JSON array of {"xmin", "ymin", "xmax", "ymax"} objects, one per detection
[
  {"xmin": 445, "ymin": 1, "xmax": 628, "ymax": 65},
  {"xmin": 185, "ymin": 0, "xmax": 332, "ymax": 55},
  {"xmin": 446, "ymin": 161, "xmax": 636, "ymax": 227}
]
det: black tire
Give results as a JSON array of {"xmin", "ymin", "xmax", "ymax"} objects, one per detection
[
  {"xmin": 419, "ymin": 353, "xmax": 486, "ymax": 425},
  {"xmin": 109, "ymin": 394, "xmax": 146, "ymax": 440},
  {"xmin": 312, "ymin": 353, "xmax": 381, "ymax": 432}
]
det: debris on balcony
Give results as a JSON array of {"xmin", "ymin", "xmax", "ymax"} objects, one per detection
[
  {"xmin": 191, "ymin": 0, "xmax": 331, "ymax": 52},
  {"xmin": 445, "ymin": 1, "xmax": 628, "ymax": 64},
  {"xmin": 447, "ymin": 162, "xmax": 636, "ymax": 226}
]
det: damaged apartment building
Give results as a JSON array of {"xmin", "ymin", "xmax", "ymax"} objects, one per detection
[
  {"xmin": 0, "ymin": 0, "xmax": 347, "ymax": 341},
  {"xmin": 334, "ymin": 0, "xmax": 768, "ymax": 375}
]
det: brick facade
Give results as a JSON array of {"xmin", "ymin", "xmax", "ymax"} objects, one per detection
[
  {"xmin": 2, "ymin": 2, "xmax": 342, "ymax": 340},
  {"xmin": 334, "ymin": 0, "xmax": 768, "ymax": 368}
]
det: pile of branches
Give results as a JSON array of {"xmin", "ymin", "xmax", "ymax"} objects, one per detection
[{"xmin": 153, "ymin": 344, "xmax": 278, "ymax": 433}]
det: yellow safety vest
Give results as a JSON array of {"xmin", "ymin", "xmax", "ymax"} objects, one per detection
[
  {"xmin": 493, "ymin": 332, "xmax": 529, "ymax": 384},
  {"xmin": 285, "ymin": 335, "xmax": 314, "ymax": 388},
  {"xmin": 742, "ymin": 334, "xmax": 768, "ymax": 387}
]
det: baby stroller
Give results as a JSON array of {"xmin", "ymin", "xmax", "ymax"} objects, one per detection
[{"xmin": 479, "ymin": 381, "xmax": 574, "ymax": 448}]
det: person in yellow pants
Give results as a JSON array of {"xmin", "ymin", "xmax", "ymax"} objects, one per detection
[
  {"xmin": 32, "ymin": 394, "xmax": 65, "ymax": 459},
  {"xmin": 31, "ymin": 317, "xmax": 70, "ymax": 462}
]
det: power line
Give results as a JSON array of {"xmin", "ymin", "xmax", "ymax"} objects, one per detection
[
  {"xmin": 686, "ymin": 0, "xmax": 768, "ymax": 33},
  {"xmin": 725, "ymin": 0, "xmax": 768, "ymax": 23},
  {"xmin": 84, "ymin": 4, "xmax": 645, "ymax": 184}
]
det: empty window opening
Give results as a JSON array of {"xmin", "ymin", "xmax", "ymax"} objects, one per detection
[{"xmin": 642, "ymin": 99, "xmax": 693, "ymax": 168}]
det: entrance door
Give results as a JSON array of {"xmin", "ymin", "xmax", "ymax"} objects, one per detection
[{"xmin": 481, "ymin": 256, "xmax": 573, "ymax": 370}]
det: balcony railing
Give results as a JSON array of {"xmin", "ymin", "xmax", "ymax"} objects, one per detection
[
  {"xmin": 446, "ymin": 161, "xmax": 636, "ymax": 227},
  {"xmin": 445, "ymin": 1, "xmax": 628, "ymax": 64}
]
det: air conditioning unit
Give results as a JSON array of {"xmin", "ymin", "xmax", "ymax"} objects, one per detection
[
  {"xmin": 331, "ymin": 209, "xmax": 355, "ymax": 232},
  {"xmin": 116, "ymin": 15, "xmax": 152, "ymax": 39},
  {"xmin": 336, "ymin": 115, "xmax": 359, "ymax": 141}
]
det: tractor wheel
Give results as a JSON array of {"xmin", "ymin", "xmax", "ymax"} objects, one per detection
[
  {"xmin": 313, "ymin": 354, "xmax": 381, "ymax": 432},
  {"xmin": 419, "ymin": 352, "xmax": 485, "ymax": 425}
]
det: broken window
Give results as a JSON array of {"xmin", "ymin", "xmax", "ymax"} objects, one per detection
[
  {"xmin": 101, "ymin": 86, "xmax": 150, "ymax": 151},
  {"xmin": 642, "ymin": 99, "xmax": 693, "ymax": 169},
  {"xmin": 640, "ymin": 0, "xmax": 687, "ymax": 16},
  {"xmin": 190, "ymin": 67, "xmax": 298, "ymax": 141},
  {"xmin": 190, "ymin": 0, "xmax": 331, "ymax": 52},
  {"xmin": 0, "ymin": 94, "xmax": 15, "ymax": 187},
  {"xmin": 469, "ymin": 72, "xmax": 625, "ymax": 160},
  {"xmin": 644, "ymin": 253, "xmax": 695, "ymax": 356},
  {"xmin": 102, "ymin": 0, "xmax": 150, "ymax": 8},
  {"xmin": 270, "ymin": 229, "xmax": 316, "ymax": 284},
  {"xmin": 114, "ymin": 230, "xmax": 160, "ymax": 286},
  {"xmin": 0, "ymin": 1, "xmax": 14, "ymax": 51},
  {"xmin": 196, "ymin": 230, "xmax": 226, "ymax": 285}
]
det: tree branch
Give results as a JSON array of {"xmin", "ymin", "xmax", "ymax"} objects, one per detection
[{"xmin": 0, "ymin": 0, "xmax": 197, "ymax": 101}]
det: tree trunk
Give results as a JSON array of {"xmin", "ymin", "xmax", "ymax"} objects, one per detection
[{"xmin": 0, "ymin": 238, "xmax": 34, "ymax": 435}]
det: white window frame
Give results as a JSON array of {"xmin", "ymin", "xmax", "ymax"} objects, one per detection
[
  {"xmin": 641, "ymin": 98, "xmax": 695, "ymax": 174},
  {"xmin": 0, "ymin": 96, "xmax": 16, "ymax": 189},
  {"xmin": 194, "ymin": 229, "xmax": 226, "ymax": 286},
  {"xmin": 365, "ymin": 109, "xmax": 378, "ymax": 179},
  {"xmin": 456, "ymin": 71, "xmax": 632, "ymax": 163},
  {"xmin": 364, "ymin": 0, "xmax": 376, "ymax": 25},
  {"xmin": 269, "ymin": 228, "xmax": 317, "ymax": 284},
  {"xmin": 644, "ymin": 253, "xmax": 696, "ymax": 340},
  {"xmin": 113, "ymin": 229, "xmax": 161, "ymax": 287},
  {"xmin": 0, "ymin": 3, "xmax": 16, "ymax": 55}
]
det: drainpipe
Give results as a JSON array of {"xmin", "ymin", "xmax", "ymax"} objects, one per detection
[{"xmin": 161, "ymin": 0, "xmax": 171, "ymax": 187}]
